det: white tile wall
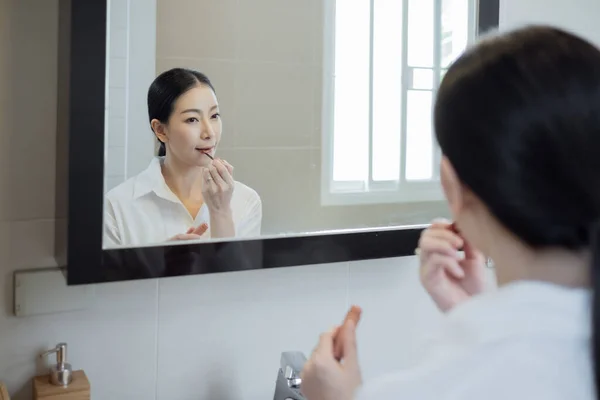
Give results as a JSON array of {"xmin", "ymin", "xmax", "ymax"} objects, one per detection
[
  {"xmin": 104, "ymin": 0, "xmax": 156, "ymax": 193},
  {"xmin": 0, "ymin": 0, "xmax": 596, "ymax": 399}
]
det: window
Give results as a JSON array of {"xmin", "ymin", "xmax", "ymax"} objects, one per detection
[{"xmin": 321, "ymin": 0, "xmax": 478, "ymax": 206}]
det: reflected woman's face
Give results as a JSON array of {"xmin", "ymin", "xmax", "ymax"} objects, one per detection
[{"xmin": 155, "ymin": 84, "xmax": 222, "ymax": 167}]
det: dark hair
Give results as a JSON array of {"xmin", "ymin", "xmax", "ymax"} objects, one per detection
[
  {"xmin": 434, "ymin": 26, "xmax": 600, "ymax": 395},
  {"xmin": 147, "ymin": 68, "xmax": 216, "ymax": 157}
]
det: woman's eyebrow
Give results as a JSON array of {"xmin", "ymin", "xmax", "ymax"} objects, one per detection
[
  {"xmin": 181, "ymin": 108, "xmax": 201, "ymax": 114},
  {"xmin": 180, "ymin": 105, "xmax": 219, "ymax": 114}
]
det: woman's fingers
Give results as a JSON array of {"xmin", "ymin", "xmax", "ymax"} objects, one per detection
[
  {"xmin": 418, "ymin": 236, "xmax": 462, "ymax": 259},
  {"xmin": 336, "ymin": 318, "xmax": 359, "ymax": 363},
  {"xmin": 212, "ymin": 159, "xmax": 234, "ymax": 187},
  {"xmin": 334, "ymin": 306, "xmax": 362, "ymax": 361},
  {"xmin": 170, "ymin": 233, "xmax": 203, "ymax": 241},
  {"xmin": 425, "ymin": 253, "xmax": 465, "ymax": 279},
  {"xmin": 203, "ymin": 167, "xmax": 218, "ymax": 192},
  {"xmin": 169, "ymin": 223, "xmax": 209, "ymax": 242},
  {"xmin": 192, "ymin": 223, "xmax": 208, "ymax": 236},
  {"xmin": 421, "ymin": 228, "xmax": 464, "ymax": 249},
  {"xmin": 218, "ymin": 158, "xmax": 234, "ymax": 176}
]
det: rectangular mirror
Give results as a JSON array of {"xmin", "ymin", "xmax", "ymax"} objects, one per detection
[{"xmin": 59, "ymin": 0, "xmax": 499, "ymax": 284}]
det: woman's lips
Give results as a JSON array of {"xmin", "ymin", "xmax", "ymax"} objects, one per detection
[{"xmin": 196, "ymin": 147, "xmax": 214, "ymax": 159}]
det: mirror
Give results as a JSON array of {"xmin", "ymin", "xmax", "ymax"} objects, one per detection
[{"xmin": 102, "ymin": 0, "xmax": 481, "ymax": 249}]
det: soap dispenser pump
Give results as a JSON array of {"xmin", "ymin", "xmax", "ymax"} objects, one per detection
[
  {"xmin": 41, "ymin": 343, "xmax": 72, "ymax": 386},
  {"xmin": 33, "ymin": 343, "xmax": 90, "ymax": 400}
]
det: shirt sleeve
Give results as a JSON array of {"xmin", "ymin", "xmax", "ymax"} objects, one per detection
[
  {"xmin": 355, "ymin": 340, "xmax": 565, "ymax": 400},
  {"xmin": 236, "ymin": 191, "xmax": 262, "ymax": 237},
  {"xmin": 103, "ymin": 198, "xmax": 122, "ymax": 247}
]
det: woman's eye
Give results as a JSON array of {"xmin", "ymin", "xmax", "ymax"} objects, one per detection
[
  {"xmin": 211, "ymin": 113, "xmax": 221, "ymax": 119},
  {"xmin": 186, "ymin": 117, "xmax": 199, "ymax": 123}
]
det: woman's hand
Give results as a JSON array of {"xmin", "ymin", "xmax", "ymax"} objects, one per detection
[
  {"xmin": 203, "ymin": 158, "xmax": 236, "ymax": 238},
  {"xmin": 168, "ymin": 223, "xmax": 208, "ymax": 241},
  {"xmin": 418, "ymin": 220, "xmax": 489, "ymax": 312},
  {"xmin": 202, "ymin": 158, "xmax": 234, "ymax": 214},
  {"xmin": 301, "ymin": 321, "xmax": 362, "ymax": 400}
]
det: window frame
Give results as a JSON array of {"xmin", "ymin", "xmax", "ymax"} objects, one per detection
[{"xmin": 321, "ymin": 0, "xmax": 482, "ymax": 206}]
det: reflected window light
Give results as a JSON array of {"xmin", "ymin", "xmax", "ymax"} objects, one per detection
[{"xmin": 326, "ymin": 0, "xmax": 477, "ymax": 205}]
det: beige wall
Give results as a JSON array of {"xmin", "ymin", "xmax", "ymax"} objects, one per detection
[{"xmin": 155, "ymin": 0, "xmax": 449, "ymax": 236}]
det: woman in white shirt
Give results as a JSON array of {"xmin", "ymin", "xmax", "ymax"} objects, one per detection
[
  {"xmin": 301, "ymin": 26, "xmax": 600, "ymax": 400},
  {"xmin": 104, "ymin": 68, "xmax": 262, "ymax": 247}
]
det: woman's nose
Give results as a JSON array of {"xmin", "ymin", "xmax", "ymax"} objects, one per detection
[{"xmin": 200, "ymin": 118, "xmax": 214, "ymax": 139}]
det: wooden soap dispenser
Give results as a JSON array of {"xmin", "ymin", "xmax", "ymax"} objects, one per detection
[{"xmin": 33, "ymin": 343, "xmax": 90, "ymax": 400}]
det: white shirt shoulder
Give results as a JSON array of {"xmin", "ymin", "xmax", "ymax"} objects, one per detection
[{"xmin": 357, "ymin": 281, "xmax": 593, "ymax": 400}]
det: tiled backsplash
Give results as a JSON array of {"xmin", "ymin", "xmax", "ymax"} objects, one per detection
[
  {"xmin": 1, "ymin": 0, "xmax": 599, "ymax": 399},
  {"xmin": 104, "ymin": 0, "xmax": 156, "ymax": 193}
]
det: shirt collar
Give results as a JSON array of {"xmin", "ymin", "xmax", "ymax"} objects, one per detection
[{"xmin": 132, "ymin": 157, "xmax": 180, "ymax": 203}]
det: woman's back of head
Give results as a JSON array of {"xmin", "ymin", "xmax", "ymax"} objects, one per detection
[{"xmin": 434, "ymin": 25, "xmax": 600, "ymax": 397}]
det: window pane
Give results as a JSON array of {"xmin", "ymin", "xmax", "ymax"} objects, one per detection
[
  {"xmin": 407, "ymin": 0, "xmax": 434, "ymax": 67},
  {"xmin": 441, "ymin": 0, "xmax": 470, "ymax": 67},
  {"xmin": 412, "ymin": 68, "xmax": 433, "ymax": 90},
  {"xmin": 372, "ymin": 0, "xmax": 402, "ymax": 181},
  {"xmin": 405, "ymin": 90, "xmax": 433, "ymax": 180},
  {"xmin": 332, "ymin": 0, "xmax": 371, "ymax": 182}
]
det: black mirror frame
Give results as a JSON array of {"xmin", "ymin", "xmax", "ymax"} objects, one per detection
[{"xmin": 57, "ymin": 0, "xmax": 499, "ymax": 285}]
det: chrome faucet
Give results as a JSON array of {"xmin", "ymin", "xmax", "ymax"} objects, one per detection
[{"xmin": 273, "ymin": 351, "xmax": 307, "ymax": 400}]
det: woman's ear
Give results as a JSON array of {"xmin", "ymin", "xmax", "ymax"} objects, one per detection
[
  {"xmin": 151, "ymin": 119, "xmax": 167, "ymax": 145},
  {"xmin": 440, "ymin": 156, "xmax": 464, "ymax": 219}
]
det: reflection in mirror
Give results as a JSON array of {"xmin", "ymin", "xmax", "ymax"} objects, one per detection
[{"xmin": 102, "ymin": 0, "xmax": 478, "ymax": 249}]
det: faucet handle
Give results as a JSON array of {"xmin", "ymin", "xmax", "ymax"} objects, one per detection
[
  {"xmin": 280, "ymin": 351, "xmax": 307, "ymax": 373},
  {"xmin": 285, "ymin": 365, "xmax": 297, "ymax": 380},
  {"xmin": 280, "ymin": 351, "xmax": 307, "ymax": 388}
]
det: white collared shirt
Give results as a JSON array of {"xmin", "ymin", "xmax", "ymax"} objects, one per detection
[
  {"xmin": 104, "ymin": 157, "xmax": 262, "ymax": 247},
  {"xmin": 357, "ymin": 281, "xmax": 593, "ymax": 400}
]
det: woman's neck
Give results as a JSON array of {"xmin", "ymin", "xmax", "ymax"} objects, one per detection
[
  {"xmin": 489, "ymin": 233, "xmax": 590, "ymax": 289},
  {"xmin": 161, "ymin": 156, "xmax": 204, "ymax": 201}
]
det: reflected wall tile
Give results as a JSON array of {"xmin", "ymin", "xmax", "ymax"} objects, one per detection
[
  {"xmin": 312, "ymin": 0, "xmax": 326, "ymax": 66},
  {"xmin": 155, "ymin": 58, "xmax": 237, "ymax": 150},
  {"xmin": 233, "ymin": 63, "xmax": 316, "ymax": 148},
  {"xmin": 109, "ymin": 0, "xmax": 128, "ymax": 29},
  {"xmin": 107, "ymin": 116, "xmax": 126, "ymax": 147},
  {"xmin": 236, "ymin": 0, "xmax": 320, "ymax": 64},
  {"xmin": 108, "ymin": 87, "xmax": 126, "ymax": 118},
  {"xmin": 105, "ymin": 146, "xmax": 126, "ymax": 177},
  {"xmin": 156, "ymin": 0, "xmax": 238, "ymax": 60},
  {"xmin": 156, "ymin": 263, "xmax": 349, "ymax": 400},
  {"xmin": 105, "ymin": 176, "xmax": 125, "ymax": 194},
  {"xmin": 348, "ymin": 256, "xmax": 443, "ymax": 379},
  {"xmin": 311, "ymin": 65, "xmax": 325, "ymax": 149},
  {"xmin": 109, "ymin": 27, "xmax": 128, "ymax": 59},
  {"xmin": 108, "ymin": 57, "xmax": 127, "ymax": 88},
  {"xmin": 217, "ymin": 148, "xmax": 315, "ymax": 235}
]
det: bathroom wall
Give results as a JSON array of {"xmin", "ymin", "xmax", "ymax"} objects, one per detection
[
  {"xmin": 104, "ymin": 0, "xmax": 157, "ymax": 193},
  {"xmin": 0, "ymin": 0, "xmax": 596, "ymax": 399}
]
